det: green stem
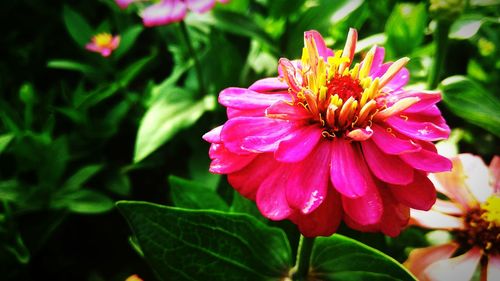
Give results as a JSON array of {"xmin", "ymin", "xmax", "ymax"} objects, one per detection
[
  {"xmin": 427, "ymin": 20, "xmax": 451, "ymax": 89},
  {"xmin": 179, "ymin": 20, "xmax": 205, "ymax": 95},
  {"xmin": 292, "ymin": 235, "xmax": 315, "ymax": 281}
]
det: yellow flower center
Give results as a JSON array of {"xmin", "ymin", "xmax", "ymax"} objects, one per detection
[
  {"xmin": 457, "ymin": 195, "xmax": 500, "ymax": 255},
  {"xmin": 278, "ymin": 30, "xmax": 412, "ymax": 139},
  {"xmin": 93, "ymin": 33, "xmax": 113, "ymax": 48},
  {"xmin": 482, "ymin": 195, "xmax": 500, "ymax": 226}
]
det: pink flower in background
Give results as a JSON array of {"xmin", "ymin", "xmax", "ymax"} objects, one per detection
[
  {"xmin": 405, "ymin": 154, "xmax": 500, "ymax": 281},
  {"xmin": 85, "ymin": 33, "xmax": 120, "ymax": 57},
  {"xmin": 116, "ymin": 0, "xmax": 229, "ymax": 27},
  {"xmin": 203, "ymin": 29, "xmax": 451, "ymax": 237}
]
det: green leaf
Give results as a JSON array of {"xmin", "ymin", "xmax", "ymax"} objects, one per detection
[
  {"xmin": 47, "ymin": 59, "xmax": 97, "ymax": 75},
  {"xmin": 114, "ymin": 25, "xmax": 143, "ymax": 59},
  {"xmin": 0, "ymin": 180, "xmax": 21, "ymax": 201},
  {"xmin": 116, "ymin": 201, "xmax": 292, "ymax": 281},
  {"xmin": 311, "ymin": 234, "xmax": 417, "ymax": 281},
  {"xmin": 117, "ymin": 54, "xmax": 155, "ymax": 88},
  {"xmin": 384, "ymin": 3, "xmax": 427, "ymax": 58},
  {"xmin": 54, "ymin": 189, "xmax": 114, "ymax": 214},
  {"xmin": 133, "ymin": 90, "xmax": 215, "ymax": 163},
  {"xmin": 62, "ymin": 164, "xmax": 103, "ymax": 192},
  {"xmin": 440, "ymin": 76, "xmax": 500, "ymax": 137},
  {"xmin": 62, "ymin": 6, "xmax": 93, "ymax": 47},
  {"xmin": 230, "ymin": 191, "xmax": 265, "ymax": 222},
  {"xmin": 0, "ymin": 133, "xmax": 14, "ymax": 154},
  {"xmin": 169, "ymin": 175, "xmax": 228, "ymax": 211},
  {"xmin": 449, "ymin": 15, "xmax": 484, "ymax": 40},
  {"xmin": 211, "ymin": 10, "xmax": 278, "ymax": 54}
]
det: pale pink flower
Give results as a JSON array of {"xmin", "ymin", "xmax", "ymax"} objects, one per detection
[
  {"xmin": 115, "ymin": 0, "xmax": 229, "ymax": 27},
  {"xmin": 203, "ymin": 29, "xmax": 451, "ymax": 237},
  {"xmin": 405, "ymin": 154, "xmax": 500, "ymax": 281},
  {"xmin": 85, "ymin": 33, "xmax": 120, "ymax": 57}
]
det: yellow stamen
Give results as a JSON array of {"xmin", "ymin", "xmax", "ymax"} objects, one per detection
[
  {"xmin": 359, "ymin": 45, "xmax": 376, "ymax": 79},
  {"xmin": 482, "ymin": 195, "xmax": 500, "ymax": 226},
  {"xmin": 379, "ymin": 57, "xmax": 410, "ymax": 88}
]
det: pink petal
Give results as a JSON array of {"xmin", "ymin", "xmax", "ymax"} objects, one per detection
[
  {"xmin": 219, "ymin": 87, "xmax": 291, "ymax": 110},
  {"xmin": 265, "ymin": 100, "xmax": 311, "ymax": 121},
  {"xmin": 330, "ymin": 139, "xmax": 373, "ymax": 198},
  {"xmin": 404, "ymin": 243, "xmax": 459, "ymax": 281},
  {"xmin": 369, "ymin": 46, "xmax": 386, "ymax": 75},
  {"xmin": 432, "ymin": 199, "xmax": 464, "ymax": 215},
  {"xmin": 385, "ymin": 115, "xmax": 450, "ymax": 142},
  {"xmin": 284, "ymin": 141, "xmax": 330, "ymax": 214},
  {"xmin": 487, "ymin": 255, "xmax": 500, "ymax": 281},
  {"xmin": 248, "ymin": 77, "xmax": 289, "ymax": 93},
  {"xmin": 424, "ymin": 247, "xmax": 482, "ymax": 281},
  {"xmin": 304, "ymin": 30, "xmax": 334, "ymax": 59},
  {"xmin": 275, "ymin": 125, "xmax": 323, "ymax": 163},
  {"xmin": 226, "ymin": 108, "xmax": 265, "ymax": 118},
  {"xmin": 400, "ymin": 144, "xmax": 452, "ymax": 173},
  {"xmin": 490, "ymin": 156, "xmax": 500, "ymax": 193},
  {"xmin": 389, "ymin": 172, "xmax": 436, "ymax": 211},
  {"xmin": 142, "ymin": 0, "xmax": 187, "ymax": 27},
  {"xmin": 397, "ymin": 91, "xmax": 443, "ymax": 114},
  {"xmin": 410, "ymin": 209, "xmax": 464, "ymax": 230},
  {"xmin": 186, "ymin": 0, "xmax": 216, "ymax": 13},
  {"xmin": 362, "ymin": 139, "xmax": 414, "ymax": 185},
  {"xmin": 208, "ymin": 143, "xmax": 256, "ymax": 174},
  {"xmin": 371, "ymin": 124, "xmax": 421, "ymax": 155},
  {"xmin": 115, "ymin": 0, "xmax": 136, "ymax": 9},
  {"xmin": 220, "ymin": 117, "xmax": 295, "ymax": 154},
  {"xmin": 430, "ymin": 156, "xmax": 479, "ymax": 209},
  {"xmin": 291, "ymin": 190, "xmax": 342, "ymax": 237},
  {"xmin": 341, "ymin": 177, "xmax": 383, "ymax": 226},
  {"xmin": 371, "ymin": 62, "xmax": 409, "ymax": 91},
  {"xmin": 202, "ymin": 125, "xmax": 223, "ymax": 143},
  {"xmin": 227, "ymin": 154, "xmax": 274, "ymax": 200},
  {"xmin": 255, "ymin": 162, "xmax": 294, "ymax": 220},
  {"xmin": 458, "ymin": 154, "xmax": 493, "ymax": 203}
]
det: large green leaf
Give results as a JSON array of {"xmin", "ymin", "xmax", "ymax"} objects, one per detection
[
  {"xmin": 440, "ymin": 76, "xmax": 500, "ymax": 137},
  {"xmin": 62, "ymin": 6, "xmax": 93, "ymax": 47},
  {"xmin": 133, "ymin": 90, "xmax": 215, "ymax": 163},
  {"xmin": 311, "ymin": 234, "xmax": 417, "ymax": 281},
  {"xmin": 169, "ymin": 175, "xmax": 228, "ymax": 211},
  {"xmin": 117, "ymin": 201, "xmax": 292, "ymax": 281},
  {"xmin": 384, "ymin": 3, "xmax": 427, "ymax": 58}
]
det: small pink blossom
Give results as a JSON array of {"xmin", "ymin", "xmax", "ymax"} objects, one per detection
[
  {"xmin": 85, "ymin": 33, "xmax": 120, "ymax": 57},
  {"xmin": 115, "ymin": 0, "xmax": 229, "ymax": 27},
  {"xmin": 203, "ymin": 29, "xmax": 452, "ymax": 237},
  {"xmin": 405, "ymin": 154, "xmax": 500, "ymax": 281}
]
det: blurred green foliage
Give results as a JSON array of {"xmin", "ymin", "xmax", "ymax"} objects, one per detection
[{"xmin": 0, "ymin": 0, "xmax": 498, "ymax": 280}]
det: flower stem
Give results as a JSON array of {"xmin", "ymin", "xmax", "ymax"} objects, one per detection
[
  {"xmin": 427, "ymin": 20, "xmax": 451, "ymax": 89},
  {"xmin": 292, "ymin": 235, "xmax": 315, "ymax": 281},
  {"xmin": 179, "ymin": 20, "xmax": 205, "ymax": 95}
]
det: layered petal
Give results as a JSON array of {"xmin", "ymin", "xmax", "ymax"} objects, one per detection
[
  {"xmin": 208, "ymin": 143, "xmax": 255, "ymax": 174},
  {"xmin": 487, "ymin": 255, "xmax": 500, "ymax": 281},
  {"xmin": 219, "ymin": 87, "xmax": 290, "ymax": 110},
  {"xmin": 291, "ymin": 189, "xmax": 342, "ymax": 237},
  {"xmin": 404, "ymin": 243, "xmax": 459, "ymax": 281},
  {"xmin": 285, "ymin": 141, "xmax": 330, "ymax": 214},
  {"xmin": 410, "ymin": 209, "xmax": 464, "ymax": 230},
  {"xmin": 330, "ymin": 140, "xmax": 372, "ymax": 198},
  {"xmin": 459, "ymin": 153, "xmax": 493, "ymax": 203},
  {"xmin": 362, "ymin": 139, "xmax": 414, "ymax": 185},
  {"xmin": 400, "ymin": 143, "xmax": 452, "ymax": 173},
  {"xmin": 227, "ymin": 154, "xmax": 275, "ymax": 200},
  {"xmin": 248, "ymin": 77, "xmax": 289, "ymax": 92},
  {"xmin": 275, "ymin": 125, "xmax": 323, "ymax": 162},
  {"xmin": 371, "ymin": 124, "xmax": 421, "ymax": 155},
  {"xmin": 256, "ymin": 162, "xmax": 294, "ymax": 220},
  {"xmin": 141, "ymin": 0, "xmax": 187, "ymax": 27},
  {"xmin": 342, "ymin": 181, "xmax": 383, "ymax": 226},
  {"xmin": 186, "ymin": 0, "xmax": 216, "ymax": 13},
  {"xmin": 389, "ymin": 172, "xmax": 436, "ymax": 211},
  {"xmin": 423, "ymin": 247, "xmax": 482, "ymax": 281},
  {"xmin": 385, "ymin": 114, "xmax": 450, "ymax": 142}
]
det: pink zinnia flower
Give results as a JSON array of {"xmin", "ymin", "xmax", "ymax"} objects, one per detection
[
  {"xmin": 405, "ymin": 154, "xmax": 500, "ymax": 281},
  {"xmin": 203, "ymin": 29, "xmax": 452, "ymax": 237},
  {"xmin": 115, "ymin": 0, "xmax": 229, "ymax": 27},
  {"xmin": 85, "ymin": 33, "xmax": 120, "ymax": 57}
]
